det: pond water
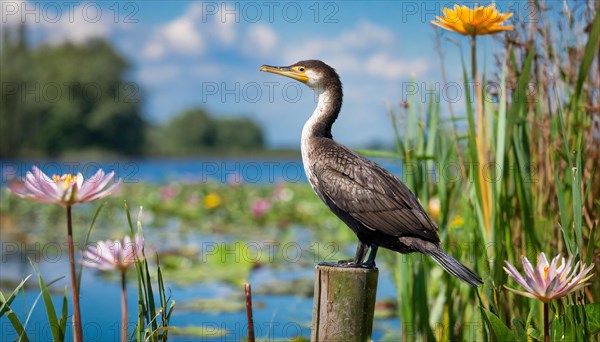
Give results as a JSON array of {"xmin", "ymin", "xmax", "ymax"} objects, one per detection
[
  {"xmin": 2, "ymin": 243, "xmax": 401, "ymax": 341},
  {"xmin": 0, "ymin": 157, "xmax": 403, "ymax": 185},
  {"xmin": 1, "ymin": 158, "xmax": 405, "ymax": 340}
]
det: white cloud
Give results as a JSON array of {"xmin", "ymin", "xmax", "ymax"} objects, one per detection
[
  {"xmin": 282, "ymin": 21, "xmax": 429, "ymax": 81},
  {"xmin": 338, "ymin": 21, "xmax": 395, "ymax": 49},
  {"xmin": 142, "ymin": 3, "xmax": 238, "ymax": 60},
  {"xmin": 212, "ymin": 18, "xmax": 236, "ymax": 46},
  {"xmin": 365, "ymin": 53, "xmax": 429, "ymax": 80},
  {"xmin": 143, "ymin": 15, "xmax": 204, "ymax": 59},
  {"xmin": 242, "ymin": 24, "xmax": 278, "ymax": 56},
  {"xmin": 284, "ymin": 21, "xmax": 395, "ymax": 59},
  {"xmin": 187, "ymin": 2, "xmax": 236, "ymax": 46}
]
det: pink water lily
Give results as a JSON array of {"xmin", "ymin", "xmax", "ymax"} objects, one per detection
[
  {"xmin": 82, "ymin": 234, "xmax": 145, "ymax": 342},
  {"xmin": 503, "ymin": 253, "xmax": 594, "ymax": 303},
  {"xmin": 82, "ymin": 234, "xmax": 145, "ymax": 271},
  {"xmin": 9, "ymin": 166, "xmax": 121, "ymax": 206},
  {"xmin": 8, "ymin": 165, "xmax": 122, "ymax": 341},
  {"xmin": 251, "ymin": 198, "xmax": 271, "ymax": 218}
]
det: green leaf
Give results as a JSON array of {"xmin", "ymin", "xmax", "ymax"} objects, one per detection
[
  {"xmin": 0, "ymin": 291, "xmax": 30, "ymax": 341},
  {"xmin": 511, "ymin": 317, "xmax": 526, "ymax": 341},
  {"xmin": 77, "ymin": 201, "xmax": 106, "ymax": 290},
  {"xmin": 552, "ymin": 148, "xmax": 572, "ymax": 255},
  {"xmin": 586, "ymin": 303, "xmax": 600, "ymax": 335},
  {"xmin": 572, "ymin": 10, "xmax": 600, "ymax": 107},
  {"xmin": 494, "ymin": 59, "xmax": 508, "ymax": 200},
  {"xmin": 29, "ymin": 260, "xmax": 64, "ymax": 342},
  {"xmin": 572, "ymin": 164, "xmax": 583, "ymax": 255},
  {"xmin": 554, "ymin": 86, "xmax": 573, "ymax": 167},
  {"xmin": 480, "ymin": 307, "xmax": 516, "ymax": 342},
  {"xmin": 505, "ymin": 46, "xmax": 534, "ymax": 152},
  {"xmin": 0, "ymin": 274, "xmax": 31, "ymax": 318},
  {"xmin": 59, "ymin": 286, "xmax": 69, "ymax": 339},
  {"xmin": 413, "ymin": 259, "xmax": 434, "ymax": 341}
]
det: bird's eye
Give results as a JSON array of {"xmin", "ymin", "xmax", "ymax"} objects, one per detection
[{"xmin": 298, "ymin": 67, "xmax": 305, "ymax": 72}]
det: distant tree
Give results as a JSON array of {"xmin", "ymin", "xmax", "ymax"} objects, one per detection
[
  {"xmin": 160, "ymin": 108, "xmax": 216, "ymax": 154},
  {"xmin": 0, "ymin": 25, "xmax": 144, "ymax": 157},
  {"xmin": 213, "ymin": 117, "xmax": 264, "ymax": 151},
  {"xmin": 1, "ymin": 23, "xmax": 39, "ymax": 156},
  {"xmin": 158, "ymin": 108, "xmax": 264, "ymax": 154}
]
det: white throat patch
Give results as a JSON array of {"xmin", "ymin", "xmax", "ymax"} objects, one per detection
[{"xmin": 300, "ymin": 88, "xmax": 334, "ymax": 187}]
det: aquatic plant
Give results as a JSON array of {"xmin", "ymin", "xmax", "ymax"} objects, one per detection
[
  {"xmin": 82, "ymin": 234, "xmax": 145, "ymax": 342},
  {"xmin": 504, "ymin": 253, "xmax": 594, "ymax": 341},
  {"xmin": 8, "ymin": 166, "xmax": 120, "ymax": 342}
]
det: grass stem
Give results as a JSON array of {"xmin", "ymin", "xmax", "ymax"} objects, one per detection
[
  {"xmin": 544, "ymin": 302, "xmax": 549, "ymax": 342},
  {"xmin": 66, "ymin": 205, "xmax": 83, "ymax": 342},
  {"xmin": 121, "ymin": 271, "xmax": 128, "ymax": 342}
]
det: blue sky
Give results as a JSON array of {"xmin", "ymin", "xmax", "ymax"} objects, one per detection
[{"xmin": 4, "ymin": 1, "xmax": 526, "ymax": 148}]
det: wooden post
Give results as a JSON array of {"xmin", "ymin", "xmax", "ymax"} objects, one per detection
[{"xmin": 311, "ymin": 265, "xmax": 378, "ymax": 341}]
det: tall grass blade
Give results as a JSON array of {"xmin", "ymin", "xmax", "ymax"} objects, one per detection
[
  {"xmin": 59, "ymin": 286, "xmax": 68, "ymax": 338},
  {"xmin": 505, "ymin": 47, "xmax": 534, "ymax": 148},
  {"xmin": 572, "ymin": 156, "xmax": 583, "ymax": 256},
  {"xmin": 494, "ymin": 60, "xmax": 508, "ymax": 199},
  {"xmin": 513, "ymin": 125, "xmax": 537, "ymax": 248},
  {"xmin": 0, "ymin": 274, "xmax": 31, "ymax": 318},
  {"xmin": 554, "ymin": 162, "xmax": 575, "ymax": 255},
  {"xmin": 0, "ymin": 291, "xmax": 30, "ymax": 341},
  {"xmin": 572, "ymin": 11, "xmax": 600, "ymax": 108},
  {"xmin": 480, "ymin": 306, "xmax": 516, "ymax": 342},
  {"xmin": 22, "ymin": 277, "xmax": 64, "ymax": 339},
  {"xmin": 28, "ymin": 259, "xmax": 64, "ymax": 342},
  {"xmin": 77, "ymin": 201, "xmax": 106, "ymax": 291}
]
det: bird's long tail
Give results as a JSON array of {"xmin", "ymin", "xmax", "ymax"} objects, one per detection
[
  {"xmin": 398, "ymin": 236, "xmax": 483, "ymax": 287},
  {"xmin": 425, "ymin": 246, "xmax": 483, "ymax": 287}
]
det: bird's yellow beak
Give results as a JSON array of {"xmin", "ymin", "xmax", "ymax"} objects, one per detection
[{"xmin": 260, "ymin": 65, "xmax": 309, "ymax": 83}]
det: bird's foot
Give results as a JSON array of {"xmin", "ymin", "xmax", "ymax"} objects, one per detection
[
  {"xmin": 361, "ymin": 260, "xmax": 377, "ymax": 269},
  {"xmin": 318, "ymin": 260, "xmax": 376, "ymax": 269}
]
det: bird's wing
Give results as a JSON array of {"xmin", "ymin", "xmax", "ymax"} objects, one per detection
[{"xmin": 311, "ymin": 142, "xmax": 439, "ymax": 242}]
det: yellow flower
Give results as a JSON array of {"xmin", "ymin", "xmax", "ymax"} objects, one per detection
[
  {"xmin": 449, "ymin": 215, "xmax": 465, "ymax": 228},
  {"xmin": 203, "ymin": 193, "xmax": 222, "ymax": 209},
  {"xmin": 431, "ymin": 4, "xmax": 513, "ymax": 36}
]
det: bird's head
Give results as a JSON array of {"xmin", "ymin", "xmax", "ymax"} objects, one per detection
[{"xmin": 260, "ymin": 60, "xmax": 340, "ymax": 90}]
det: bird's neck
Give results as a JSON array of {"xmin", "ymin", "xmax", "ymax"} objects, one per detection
[{"xmin": 302, "ymin": 83, "xmax": 343, "ymax": 141}]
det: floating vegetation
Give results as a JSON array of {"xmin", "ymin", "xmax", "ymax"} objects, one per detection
[{"xmin": 168, "ymin": 325, "xmax": 228, "ymax": 338}]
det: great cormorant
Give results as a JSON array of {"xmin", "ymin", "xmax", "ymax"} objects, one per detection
[{"xmin": 260, "ymin": 60, "xmax": 482, "ymax": 287}]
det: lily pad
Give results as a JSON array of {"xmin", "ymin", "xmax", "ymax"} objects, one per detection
[
  {"xmin": 169, "ymin": 325, "xmax": 228, "ymax": 338},
  {"xmin": 158, "ymin": 243, "xmax": 255, "ymax": 286}
]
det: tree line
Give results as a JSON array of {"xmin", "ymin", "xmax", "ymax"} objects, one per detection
[{"xmin": 0, "ymin": 24, "xmax": 264, "ymax": 158}]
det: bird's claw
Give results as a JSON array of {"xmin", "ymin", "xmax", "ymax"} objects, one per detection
[{"xmin": 318, "ymin": 260, "xmax": 377, "ymax": 269}]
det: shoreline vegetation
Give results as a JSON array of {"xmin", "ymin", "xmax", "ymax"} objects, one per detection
[{"xmin": 1, "ymin": 26, "xmax": 265, "ymax": 159}]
